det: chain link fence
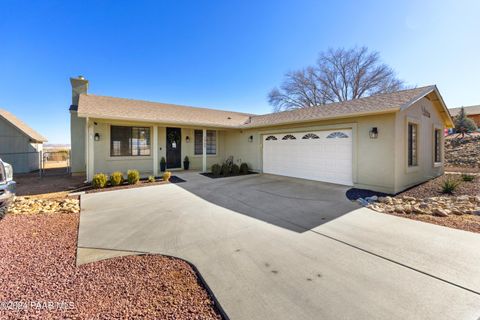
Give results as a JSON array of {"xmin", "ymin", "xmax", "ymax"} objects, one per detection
[{"xmin": 0, "ymin": 150, "xmax": 71, "ymax": 176}]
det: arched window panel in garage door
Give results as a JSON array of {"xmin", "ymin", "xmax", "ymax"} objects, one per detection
[{"xmin": 262, "ymin": 129, "xmax": 352, "ymax": 185}]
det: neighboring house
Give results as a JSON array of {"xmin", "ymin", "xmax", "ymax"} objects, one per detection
[
  {"xmin": 0, "ymin": 109, "xmax": 47, "ymax": 173},
  {"xmin": 69, "ymin": 76, "xmax": 453, "ymax": 194},
  {"xmin": 448, "ymin": 105, "xmax": 480, "ymax": 126}
]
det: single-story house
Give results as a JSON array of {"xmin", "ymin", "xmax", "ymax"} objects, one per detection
[
  {"xmin": 0, "ymin": 109, "xmax": 47, "ymax": 173},
  {"xmin": 448, "ymin": 105, "xmax": 480, "ymax": 126},
  {"xmin": 69, "ymin": 76, "xmax": 453, "ymax": 194}
]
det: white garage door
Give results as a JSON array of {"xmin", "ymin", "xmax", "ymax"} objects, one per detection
[{"xmin": 262, "ymin": 129, "xmax": 353, "ymax": 186}]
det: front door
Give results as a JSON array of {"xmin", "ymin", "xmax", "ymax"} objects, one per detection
[{"xmin": 166, "ymin": 127, "xmax": 182, "ymax": 168}]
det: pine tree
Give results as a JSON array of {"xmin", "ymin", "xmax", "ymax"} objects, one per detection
[{"xmin": 454, "ymin": 106, "xmax": 477, "ymax": 138}]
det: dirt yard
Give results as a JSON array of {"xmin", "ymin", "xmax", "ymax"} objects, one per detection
[
  {"xmin": 14, "ymin": 172, "xmax": 86, "ymax": 196},
  {"xmin": 0, "ymin": 213, "xmax": 222, "ymax": 319}
]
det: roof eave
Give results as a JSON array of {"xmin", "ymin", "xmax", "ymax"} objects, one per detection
[
  {"xmin": 242, "ymin": 108, "xmax": 400, "ymax": 129},
  {"xmin": 76, "ymin": 112, "xmax": 241, "ymax": 129}
]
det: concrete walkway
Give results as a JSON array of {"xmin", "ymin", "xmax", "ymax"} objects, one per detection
[{"xmin": 78, "ymin": 181, "xmax": 480, "ymax": 320}]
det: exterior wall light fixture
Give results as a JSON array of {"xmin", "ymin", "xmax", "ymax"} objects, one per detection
[
  {"xmin": 248, "ymin": 135, "xmax": 253, "ymax": 142},
  {"xmin": 369, "ymin": 127, "xmax": 378, "ymax": 139},
  {"xmin": 185, "ymin": 136, "xmax": 190, "ymax": 143},
  {"xmin": 94, "ymin": 133, "xmax": 100, "ymax": 141}
]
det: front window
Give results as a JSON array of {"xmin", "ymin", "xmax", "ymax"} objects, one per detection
[
  {"xmin": 194, "ymin": 130, "xmax": 216, "ymax": 155},
  {"xmin": 110, "ymin": 126, "xmax": 151, "ymax": 156},
  {"xmin": 408, "ymin": 123, "xmax": 418, "ymax": 167},
  {"xmin": 434, "ymin": 128, "xmax": 442, "ymax": 163}
]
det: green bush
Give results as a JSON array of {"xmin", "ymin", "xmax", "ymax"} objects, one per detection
[
  {"xmin": 461, "ymin": 173, "xmax": 475, "ymax": 182},
  {"xmin": 127, "ymin": 169, "xmax": 140, "ymax": 185},
  {"xmin": 92, "ymin": 173, "xmax": 108, "ymax": 189},
  {"xmin": 163, "ymin": 171, "xmax": 172, "ymax": 182},
  {"xmin": 239, "ymin": 163, "xmax": 249, "ymax": 175},
  {"xmin": 147, "ymin": 175, "xmax": 155, "ymax": 183},
  {"xmin": 211, "ymin": 164, "xmax": 221, "ymax": 176},
  {"xmin": 221, "ymin": 163, "xmax": 231, "ymax": 176},
  {"xmin": 231, "ymin": 163, "xmax": 240, "ymax": 175},
  {"xmin": 109, "ymin": 171, "xmax": 124, "ymax": 186},
  {"xmin": 441, "ymin": 178, "xmax": 461, "ymax": 194}
]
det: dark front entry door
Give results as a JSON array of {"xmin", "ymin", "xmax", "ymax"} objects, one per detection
[{"xmin": 166, "ymin": 127, "xmax": 182, "ymax": 168}]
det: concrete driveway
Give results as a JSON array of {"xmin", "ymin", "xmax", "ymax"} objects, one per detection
[
  {"xmin": 175, "ymin": 172, "xmax": 360, "ymax": 232},
  {"xmin": 77, "ymin": 173, "xmax": 480, "ymax": 320}
]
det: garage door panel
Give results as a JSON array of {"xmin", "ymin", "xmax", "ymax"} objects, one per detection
[{"xmin": 263, "ymin": 130, "xmax": 352, "ymax": 186}]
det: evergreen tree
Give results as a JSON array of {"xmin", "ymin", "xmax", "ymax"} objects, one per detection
[{"xmin": 454, "ymin": 106, "xmax": 477, "ymax": 138}]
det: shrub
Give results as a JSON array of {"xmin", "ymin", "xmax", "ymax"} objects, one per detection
[
  {"xmin": 231, "ymin": 163, "xmax": 240, "ymax": 175},
  {"xmin": 160, "ymin": 157, "xmax": 166, "ymax": 171},
  {"xmin": 211, "ymin": 164, "xmax": 221, "ymax": 176},
  {"xmin": 127, "ymin": 170, "xmax": 140, "ymax": 185},
  {"xmin": 147, "ymin": 175, "xmax": 155, "ymax": 183},
  {"xmin": 221, "ymin": 163, "xmax": 231, "ymax": 176},
  {"xmin": 461, "ymin": 173, "xmax": 475, "ymax": 182},
  {"xmin": 109, "ymin": 171, "xmax": 124, "ymax": 186},
  {"xmin": 239, "ymin": 163, "xmax": 249, "ymax": 175},
  {"xmin": 92, "ymin": 173, "xmax": 108, "ymax": 189},
  {"xmin": 441, "ymin": 178, "xmax": 461, "ymax": 194},
  {"xmin": 162, "ymin": 171, "xmax": 172, "ymax": 182}
]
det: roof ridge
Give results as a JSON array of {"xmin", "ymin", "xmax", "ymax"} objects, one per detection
[
  {"xmin": 81, "ymin": 93, "xmax": 256, "ymax": 116},
  {"xmin": 252, "ymin": 85, "xmax": 435, "ymax": 118}
]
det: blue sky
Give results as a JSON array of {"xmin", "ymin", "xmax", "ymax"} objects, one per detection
[{"xmin": 0, "ymin": 0, "xmax": 479, "ymax": 144}]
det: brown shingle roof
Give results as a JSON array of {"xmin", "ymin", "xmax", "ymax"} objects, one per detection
[
  {"xmin": 77, "ymin": 86, "xmax": 440, "ymax": 128},
  {"xmin": 0, "ymin": 109, "xmax": 47, "ymax": 142},
  {"xmin": 448, "ymin": 105, "xmax": 480, "ymax": 117},
  {"xmin": 245, "ymin": 86, "xmax": 436, "ymax": 128},
  {"xmin": 77, "ymin": 94, "xmax": 252, "ymax": 128}
]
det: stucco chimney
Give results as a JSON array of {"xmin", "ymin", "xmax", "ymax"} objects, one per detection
[{"xmin": 70, "ymin": 75, "xmax": 89, "ymax": 106}]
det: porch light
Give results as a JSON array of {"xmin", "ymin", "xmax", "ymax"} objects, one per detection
[
  {"xmin": 94, "ymin": 133, "xmax": 100, "ymax": 141},
  {"xmin": 248, "ymin": 135, "xmax": 253, "ymax": 142},
  {"xmin": 369, "ymin": 127, "xmax": 378, "ymax": 139},
  {"xmin": 185, "ymin": 136, "xmax": 190, "ymax": 143}
]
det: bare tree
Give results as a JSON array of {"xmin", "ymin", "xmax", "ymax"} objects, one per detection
[{"xmin": 269, "ymin": 47, "xmax": 405, "ymax": 112}]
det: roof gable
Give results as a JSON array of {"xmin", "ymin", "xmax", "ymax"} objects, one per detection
[{"xmin": 0, "ymin": 109, "xmax": 47, "ymax": 142}]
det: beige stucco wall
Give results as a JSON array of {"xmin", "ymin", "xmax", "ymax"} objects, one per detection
[
  {"xmin": 76, "ymin": 99, "xmax": 446, "ymax": 193},
  {"xmin": 393, "ymin": 98, "xmax": 445, "ymax": 193},
  {"xmin": 70, "ymin": 110, "xmax": 86, "ymax": 174},
  {"xmin": 88, "ymin": 118, "xmax": 227, "ymax": 176},
  {"xmin": 224, "ymin": 113, "xmax": 397, "ymax": 193}
]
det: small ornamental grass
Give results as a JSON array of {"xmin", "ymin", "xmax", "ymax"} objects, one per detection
[
  {"xmin": 92, "ymin": 173, "xmax": 108, "ymax": 189},
  {"xmin": 127, "ymin": 170, "xmax": 140, "ymax": 185},
  {"xmin": 147, "ymin": 175, "xmax": 155, "ymax": 183},
  {"xmin": 109, "ymin": 171, "xmax": 124, "ymax": 186},
  {"xmin": 441, "ymin": 178, "xmax": 461, "ymax": 194},
  {"xmin": 461, "ymin": 173, "xmax": 475, "ymax": 182}
]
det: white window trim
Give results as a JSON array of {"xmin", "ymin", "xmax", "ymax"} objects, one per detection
[
  {"xmin": 406, "ymin": 116, "xmax": 420, "ymax": 173},
  {"xmin": 106, "ymin": 124, "xmax": 153, "ymax": 161},
  {"xmin": 433, "ymin": 124, "xmax": 443, "ymax": 168},
  {"xmin": 192, "ymin": 129, "xmax": 218, "ymax": 157}
]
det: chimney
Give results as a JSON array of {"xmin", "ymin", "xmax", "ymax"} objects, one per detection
[{"xmin": 70, "ymin": 75, "xmax": 89, "ymax": 106}]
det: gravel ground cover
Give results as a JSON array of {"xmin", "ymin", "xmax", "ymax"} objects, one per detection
[
  {"xmin": 0, "ymin": 213, "xmax": 222, "ymax": 319},
  {"xmin": 363, "ymin": 174, "xmax": 480, "ymax": 234},
  {"xmin": 399, "ymin": 174, "xmax": 480, "ymax": 198},
  {"xmin": 385, "ymin": 211, "xmax": 480, "ymax": 233}
]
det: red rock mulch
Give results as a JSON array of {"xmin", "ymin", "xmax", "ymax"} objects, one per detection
[
  {"xmin": 0, "ymin": 213, "xmax": 222, "ymax": 319},
  {"xmin": 385, "ymin": 211, "xmax": 480, "ymax": 234}
]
